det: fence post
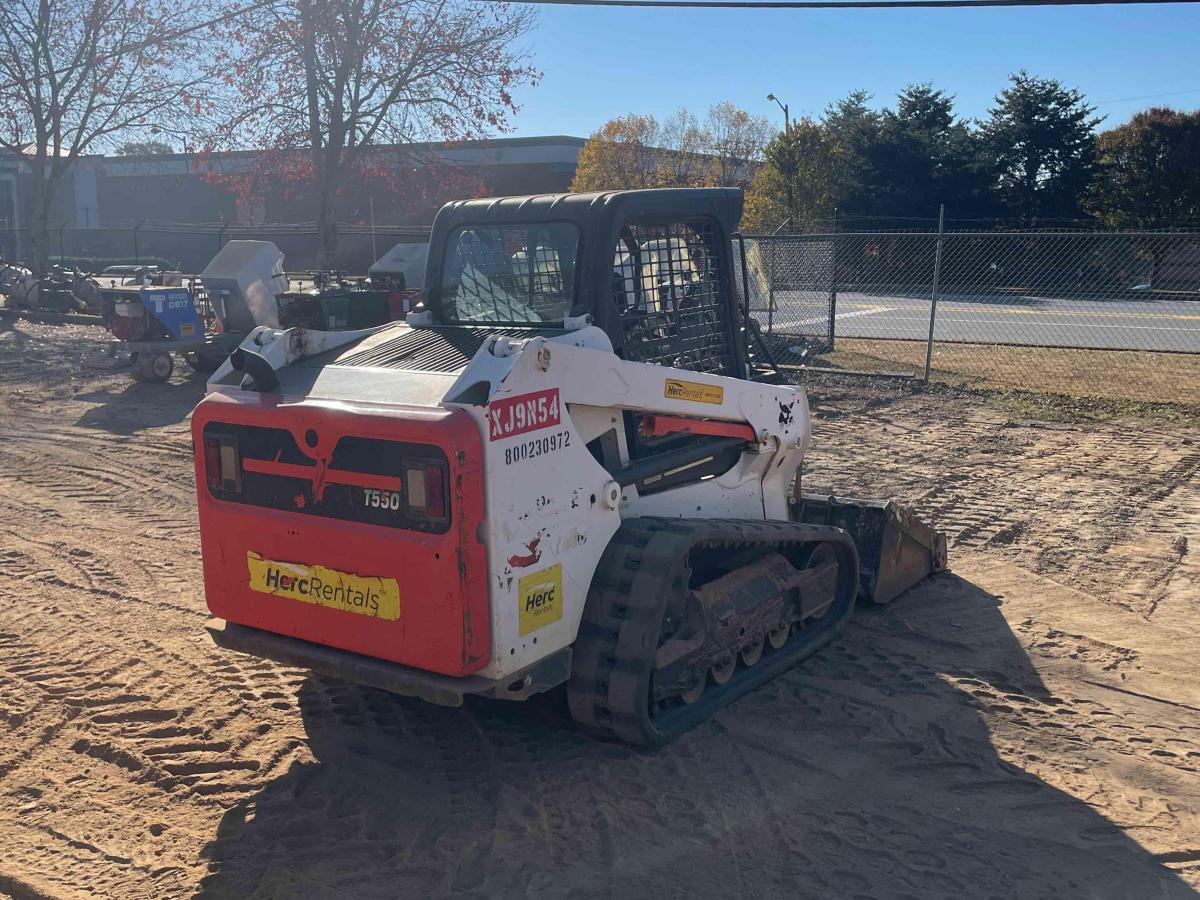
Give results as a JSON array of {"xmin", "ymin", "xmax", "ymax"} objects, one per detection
[
  {"xmin": 827, "ymin": 208, "xmax": 839, "ymax": 349},
  {"xmin": 369, "ymin": 196, "xmax": 378, "ymax": 262},
  {"xmin": 923, "ymin": 204, "xmax": 945, "ymax": 383},
  {"xmin": 767, "ymin": 239, "xmax": 776, "ymax": 333},
  {"xmin": 766, "ymin": 217, "xmax": 792, "ymax": 333}
]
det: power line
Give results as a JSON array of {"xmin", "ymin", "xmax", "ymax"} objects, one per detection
[{"xmin": 1095, "ymin": 88, "xmax": 1200, "ymax": 105}]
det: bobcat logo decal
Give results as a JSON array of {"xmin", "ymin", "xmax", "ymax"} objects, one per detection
[{"xmin": 778, "ymin": 400, "xmax": 795, "ymax": 428}]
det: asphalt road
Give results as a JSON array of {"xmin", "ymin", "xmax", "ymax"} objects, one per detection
[{"xmin": 764, "ymin": 290, "xmax": 1200, "ymax": 353}]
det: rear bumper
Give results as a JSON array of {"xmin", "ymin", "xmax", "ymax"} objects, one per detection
[{"xmin": 206, "ymin": 618, "xmax": 570, "ymax": 707}]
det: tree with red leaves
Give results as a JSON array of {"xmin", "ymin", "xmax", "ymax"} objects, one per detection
[
  {"xmin": 205, "ymin": 0, "xmax": 538, "ymax": 266},
  {"xmin": 0, "ymin": 0, "xmax": 212, "ymax": 272}
]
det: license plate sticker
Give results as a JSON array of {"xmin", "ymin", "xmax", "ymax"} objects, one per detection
[
  {"xmin": 489, "ymin": 388, "xmax": 561, "ymax": 440},
  {"xmin": 246, "ymin": 551, "xmax": 401, "ymax": 620}
]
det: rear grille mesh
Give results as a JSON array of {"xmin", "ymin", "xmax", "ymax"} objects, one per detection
[{"xmin": 333, "ymin": 326, "xmax": 556, "ymax": 373}]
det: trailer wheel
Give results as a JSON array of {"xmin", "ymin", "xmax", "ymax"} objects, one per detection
[{"xmin": 133, "ymin": 351, "xmax": 174, "ymax": 383}]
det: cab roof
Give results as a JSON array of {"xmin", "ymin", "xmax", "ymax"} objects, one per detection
[{"xmin": 430, "ymin": 188, "xmax": 744, "ymax": 232}]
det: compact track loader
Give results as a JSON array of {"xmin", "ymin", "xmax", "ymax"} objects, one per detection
[{"xmin": 193, "ymin": 188, "xmax": 946, "ymax": 746}]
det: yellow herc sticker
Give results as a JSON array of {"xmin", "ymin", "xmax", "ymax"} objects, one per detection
[
  {"xmin": 518, "ymin": 563, "xmax": 563, "ymax": 636},
  {"xmin": 664, "ymin": 378, "xmax": 724, "ymax": 405},
  {"xmin": 246, "ymin": 551, "xmax": 401, "ymax": 621}
]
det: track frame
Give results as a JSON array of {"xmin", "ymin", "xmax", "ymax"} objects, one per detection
[{"xmin": 568, "ymin": 517, "xmax": 860, "ymax": 747}]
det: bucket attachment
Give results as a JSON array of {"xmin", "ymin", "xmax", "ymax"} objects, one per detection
[{"xmin": 794, "ymin": 493, "xmax": 948, "ymax": 604}]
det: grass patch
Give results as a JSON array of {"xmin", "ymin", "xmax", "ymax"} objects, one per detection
[{"xmin": 807, "ymin": 338, "xmax": 1200, "ymax": 411}]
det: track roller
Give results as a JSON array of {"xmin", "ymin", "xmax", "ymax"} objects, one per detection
[
  {"xmin": 767, "ymin": 624, "xmax": 790, "ymax": 649},
  {"xmin": 740, "ymin": 634, "xmax": 764, "ymax": 667},
  {"xmin": 568, "ymin": 517, "xmax": 859, "ymax": 747}
]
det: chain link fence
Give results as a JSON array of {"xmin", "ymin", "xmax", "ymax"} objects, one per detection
[
  {"xmin": 3, "ymin": 219, "xmax": 1197, "ymax": 406},
  {"xmin": 740, "ymin": 228, "xmax": 1200, "ymax": 406}
]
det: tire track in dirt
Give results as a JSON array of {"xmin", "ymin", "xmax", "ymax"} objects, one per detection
[
  {"xmin": 0, "ymin": 529, "xmax": 203, "ymax": 619},
  {"xmin": 0, "ymin": 594, "xmax": 310, "ymax": 897},
  {"xmin": 0, "ymin": 337, "xmax": 1196, "ymax": 897},
  {"xmin": 0, "ymin": 426, "xmax": 197, "ymax": 536},
  {"xmin": 807, "ymin": 398, "xmax": 1200, "ymax": 620},
  {"xmin": 0, "ymin": 402, "xmax": 312, "ymax": 896}
]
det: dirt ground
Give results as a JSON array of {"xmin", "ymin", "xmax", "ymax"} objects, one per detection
[{"xmin": 0, "ymin": 318, "xmax": 1197, "ymax": 899}]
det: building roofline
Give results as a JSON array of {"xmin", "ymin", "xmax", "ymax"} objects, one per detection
[{"xmin": 96, "ymin": 134, "xmax": 588, "ymax": 163}]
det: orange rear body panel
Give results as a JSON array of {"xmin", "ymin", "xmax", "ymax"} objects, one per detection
[{"xmin": 192, "ymin": 392, "xmax": 490, "ymax": 677}]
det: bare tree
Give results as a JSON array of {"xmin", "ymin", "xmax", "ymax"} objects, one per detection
[
  {"xmin": 657, "ymin": 108, "xmax": 709, "ymax": 187},
  {"xmin": 0, "ymin": 0, "xmax": 210, "ymax": 271},
  {"xmin": 206, "ymin": 0, "xmax": 538, "ymax": 266}
]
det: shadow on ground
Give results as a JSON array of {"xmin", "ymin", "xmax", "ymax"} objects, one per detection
[
  {"xmin": 74, "ymin": 373, "xmax": 207, "ymax": 434},
  {"xmin": 197, "ymin": 574, "xmax": 1192, "ymax": 899}
]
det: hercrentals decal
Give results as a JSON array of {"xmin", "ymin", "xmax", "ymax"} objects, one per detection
[
  {"xmin": 246, "ymin": 551, "xmax": 401, "ymax": 620},
  {"xmin": 489, "ymin": 388, "xmax": 561, "ymax": 440},
  {"xmin": 518, "ymin": 563, "xmax": 563, "ymax": 636},
  {"xmin": 664, "ymin": 378, "xmax": 724, "ymax": 405}
]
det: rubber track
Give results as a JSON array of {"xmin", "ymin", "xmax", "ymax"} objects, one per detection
[{"xmin": 567, "ymin": 517, "xmax": 859, "ymax": 747}]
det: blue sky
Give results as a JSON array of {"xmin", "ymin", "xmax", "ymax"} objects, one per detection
[{"xmin": 507, "ymin": 3, "xmax": 1200, "ymax": 137}]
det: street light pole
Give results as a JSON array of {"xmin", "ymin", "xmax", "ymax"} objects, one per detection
[
  {"xmin": 767, "ymin": 93, "xmax": 790, "ymax": 134},
  {"xmin": 768, "ymin": 93, "xmax": 795, "ymax": 222}
]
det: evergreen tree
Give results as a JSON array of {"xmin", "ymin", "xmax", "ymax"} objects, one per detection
[{"xmin": 980, "ymin": 71, "xmax": 1102, "ymax": 221}]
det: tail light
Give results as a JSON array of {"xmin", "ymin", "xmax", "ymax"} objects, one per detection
[
  {"xmin": 203, "ymin": 436, "xmax": 221, "ymax": 489},
  {"xmin": 404, "ymin": 460, "xmax": 447, "ymax": 522},
  {"xmin": 203, "ymin": 435, "xmax": 242, "ymax": 493}
]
